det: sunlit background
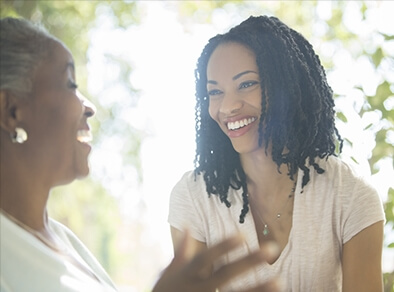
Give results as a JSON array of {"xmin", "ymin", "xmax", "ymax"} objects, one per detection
[{"xmin": 2, "ymin": 1, "xmax": 394, "ymax": 291}]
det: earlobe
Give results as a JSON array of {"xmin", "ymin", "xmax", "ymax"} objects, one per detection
[{"xmin": 0, "ymin": 90, "xmax": 21, "ymax": 133}]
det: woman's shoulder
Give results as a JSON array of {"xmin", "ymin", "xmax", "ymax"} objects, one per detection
[
  {"xmin": 178, "ymin": 169, "xmax": 205, "ymax": 181},
  {"xmin": 314, "ymin": 155, "xmax": 370, "ymax": 182},
  {"xmin": 172, "ymin": 169, "xmax": 208, "ymax": 193},
  {"xmin": 170, "ymin": 169, "xmax": 230, "ymax": 207},
  {"xmin": 310, "ymin": 156, "xmax": 379, "ymax": 201}
]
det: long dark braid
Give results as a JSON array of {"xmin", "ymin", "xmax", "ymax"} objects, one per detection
[{"xmin": 194, "ymin": 15, "xmax": 343, "ymax": 223}]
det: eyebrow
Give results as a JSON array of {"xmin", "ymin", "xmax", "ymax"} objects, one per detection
[
  {"xmin": 207, "ymin": 70, "xmax": 259, "ymax": 84},
  {"xmin": 233, "ymin": 70, "xmax": 258, "ymax": 80}
]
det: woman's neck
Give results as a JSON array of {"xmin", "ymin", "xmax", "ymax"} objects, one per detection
[
  {"xmin": 0, "ymin": 164, "xmax": 50, "ymax": 231},
  {"xmin": 240, "ymin": 149, "xmax": 294, "ymax": 198}
]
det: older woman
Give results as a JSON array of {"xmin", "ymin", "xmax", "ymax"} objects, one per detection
[{"xmin": 0, "ymin": 17, "xmax": 278, "ymax": 292}]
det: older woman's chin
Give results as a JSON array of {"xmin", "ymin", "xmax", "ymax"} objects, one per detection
[
  {"xmin": 54, "ymin": 162, "xmax": 90, "ymax": 186},
  {"xmin": 76, "ymin": 163, "xmax": 91, "ymax": 179},
  {"xmin": 72, "ymin": 149, "xmax": 92, "ymax": 179},
  {"xmin": 76, "ymin": 171, "xmax": 90, "ymax": 180},
  {"xmin": 54, "ymin": 173, "xmax": 89, "ymax": 187}
]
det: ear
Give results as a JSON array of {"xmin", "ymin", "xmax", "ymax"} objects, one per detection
[{"xmin": 0, "ymin": 90, "xmax": 22, "ymax": 134}]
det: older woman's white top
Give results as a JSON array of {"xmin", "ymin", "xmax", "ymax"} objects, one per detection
[
  {"xmin": 0, "ymin": 215, "xmax": 117, "ymax": 292},
  {"xmin": 168, "ymin": 156, "xmax": 385, "ymax": 292}
]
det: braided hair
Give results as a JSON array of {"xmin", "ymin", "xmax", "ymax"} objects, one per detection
[{"xmin": 194, "ymin": 15, "xmax": 343, "ymax": 223}]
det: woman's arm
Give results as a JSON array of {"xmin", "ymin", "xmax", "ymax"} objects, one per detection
[{"xmin": 342, "ymin": 220, "xmax": 384, "ymax": 292}]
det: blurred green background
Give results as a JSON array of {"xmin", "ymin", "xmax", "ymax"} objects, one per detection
[{"xmin": 1, "ymin": 1, "xmax": 393, "ymax": 291}]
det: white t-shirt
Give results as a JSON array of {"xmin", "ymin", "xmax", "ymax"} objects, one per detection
[
  {"xmin": 168, "ymin": 156, "xmax": 385, "ymax": 292},
  {"xmin": 0, "ymin": 214, "xmax": 117, "ymax": 292}
]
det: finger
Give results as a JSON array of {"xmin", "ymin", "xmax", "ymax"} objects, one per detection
[
  {"xmin": 206, "ymin": 250, "xmax": 265, "ymax": 287},
  {"xmin": 240, "ymin": 279, "xmax": 282, "ymax": 292},
  {"xmin": 206, "ymin": 242, "xmax": 279, "ymax": 288},
  {"xmin": 185, "ymin": 235, "xmax": 244, "ymax": 274}
]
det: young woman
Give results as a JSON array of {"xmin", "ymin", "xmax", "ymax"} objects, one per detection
[
  {"xmin": 169, "ymin": 15, "xmax": 385, "ymax": 291},
  {"xmin": 0, "ymin": 17, "xmax": 279, "ymax": 292}
]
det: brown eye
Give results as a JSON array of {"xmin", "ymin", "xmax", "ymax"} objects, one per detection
[
  {"xmin": 239, "ymin": 81, "xmax": 259, "ymax": 89},
  {"xmin": 208, "ymin": 89, "xmax": 222, "ymax": 96}
]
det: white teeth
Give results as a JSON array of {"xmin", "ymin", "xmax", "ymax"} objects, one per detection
[
  {"xmin": 77, "ymin": 130, "xmax": 92, "ymax": 143},
  {"xmin": 227, "ymin": 117, "xmax": 256, "ymax": 130}
]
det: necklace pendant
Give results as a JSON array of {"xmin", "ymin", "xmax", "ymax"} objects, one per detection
[{"xmin": 262, "ymin": 224, "xmax": 269, "ymax": 236}]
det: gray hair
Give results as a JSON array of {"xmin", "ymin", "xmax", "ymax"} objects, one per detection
[{"xmin": 0, "ymin": 17, "xmax": 59, "ymax": 98}]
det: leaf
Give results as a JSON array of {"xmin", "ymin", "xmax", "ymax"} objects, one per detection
[
  {"xmin": 350, "ymin": 156, "xmax": 359, "ymax": 164},
  {"xmin": 367, "ymin": 81, "xmax": 392, "ymax": 109},
  {"xmin": 337, "ymin": 111, "xmax": 348, "ymax": 122},
  {"xmin": 383, "ymin": 33, "xmax": 394, "ymax": 41},
  {"xmin": 371, "ymin": 47, "xmax": 384, "ymax": 67},
  {"xmin": 344, "ymin": 138, "xmax": 353, "ymax": 147}
]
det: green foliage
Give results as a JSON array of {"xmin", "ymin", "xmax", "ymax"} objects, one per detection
[
  {"xmin": 386, "ymin": 188, "xmax": 394, "ymax": 233},
  {"xmin": 384, "ymin": 270, "xmax": 394, "ymax": 292}
]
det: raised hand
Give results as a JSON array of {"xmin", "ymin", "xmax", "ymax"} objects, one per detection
[{"xmin": 152, "ymin": 231, "xmax": 280, "ymax": 292}]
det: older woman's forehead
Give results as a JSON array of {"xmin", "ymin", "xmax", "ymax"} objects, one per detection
[
  {"xmin": 31, "ymin": 43, "xmax": 74, "ymax": 86},
  {"xmin": 51, "ymin": 41, "xmax": 73, "ymax": 63},
  {"xmin": 42, "ymin": 41, "xmax": 75, "ymax": 74}
]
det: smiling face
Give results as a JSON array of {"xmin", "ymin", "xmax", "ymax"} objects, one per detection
[
  {"xmin": 22, "ymin": 40, "xmax": 95, "ymax": 187},
  {"xmin": 207, "ymin": 42, "xmax": 262, "ymax": 154}
]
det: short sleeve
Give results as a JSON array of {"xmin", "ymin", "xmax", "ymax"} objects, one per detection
[
  {"xmin": 168, "ymin": 171, "xmax": 206, "ymax": 242},
  {"xmin": 341, "ymin": 172, "xmax": 385, "ymax": 244}
]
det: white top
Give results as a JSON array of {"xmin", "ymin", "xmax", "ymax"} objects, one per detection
[
  {"xmin": 0, "ymin": 214, "xmax": 117, "ymax": 292},
  {"xmin": 168, "ymin": 156, "xmax": 385, "ymax": 291}
]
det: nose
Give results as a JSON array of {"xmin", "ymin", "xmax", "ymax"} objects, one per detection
[
  {"xmin": 83, "ymin": 99, "xmax": 96, "ymax": 118},
  {"xmin": 77, "ymin": 90, "xmax": 96, "ymax": 118},
  {"xmin": 219, "ymin": 92, "xmax": 243, "ymax": 115}
]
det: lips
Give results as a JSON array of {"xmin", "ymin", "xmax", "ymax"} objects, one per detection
[{"xmin": 76, "ymin": 129, "xmax": 93, "ymax": 143}]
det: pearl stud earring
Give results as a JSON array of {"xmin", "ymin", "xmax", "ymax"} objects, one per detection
[{"xmin": 11, "ymin": 127, "xmax": 28, "ymax": 144}]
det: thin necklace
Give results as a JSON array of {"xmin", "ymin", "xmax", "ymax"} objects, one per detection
[
  {"xmin": 0, "ymin": 208, "xmax": 67, "ymax": 252},
  {"xmin": 250, "ymin": 181, "xmax": 297, "ymax": 236}
]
